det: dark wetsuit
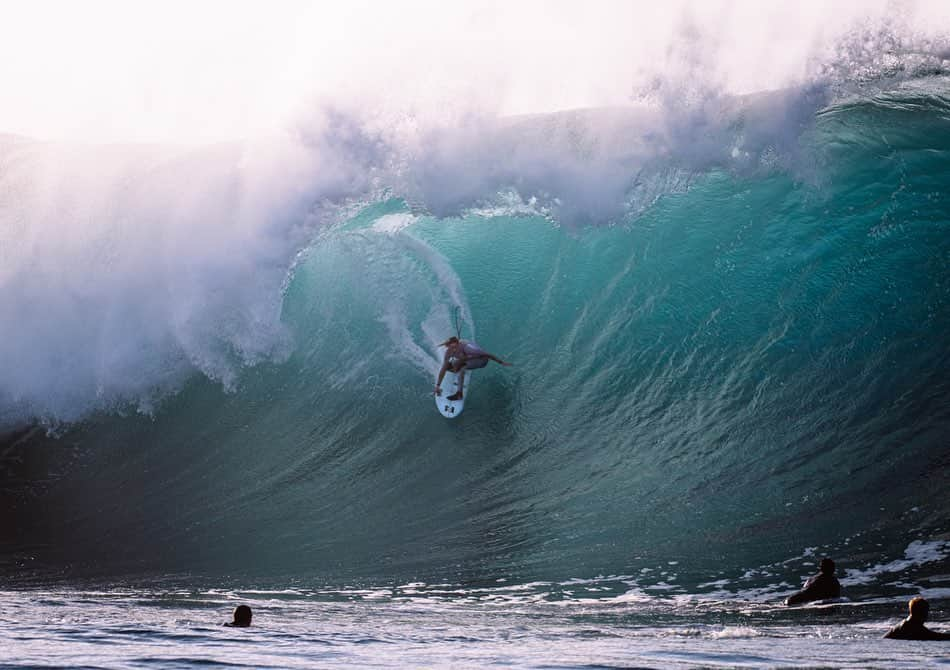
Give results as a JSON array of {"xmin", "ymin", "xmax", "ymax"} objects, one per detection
[
  {"xmin": 785, "ymin": 572, "xmax": 841, "ymax": 605},
  {"xmin": 885, "ymin": 618, "xmax": 950, "ymax": 640}
]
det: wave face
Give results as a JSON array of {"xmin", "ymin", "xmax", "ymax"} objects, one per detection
[{"xmin": 3, "ymin": 75, "xmax": 950, "ymax": 587}]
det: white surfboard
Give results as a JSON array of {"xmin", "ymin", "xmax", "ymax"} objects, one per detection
[{"xmin": 435, "ymin": 369, "xmax": 471, "ymax": 418}]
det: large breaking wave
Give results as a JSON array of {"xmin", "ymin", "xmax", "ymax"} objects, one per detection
[{"xmin": 2, "ymin": 27, "xmax": 949, "ymax": 590}]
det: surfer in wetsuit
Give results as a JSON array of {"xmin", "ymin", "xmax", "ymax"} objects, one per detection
[
  {"xmin": 784, "ymin": 558, "xmax": 842, "ymax": 605},
  {"xmin": 885, "ymin": 597, "xmax": 950, "ymax": 640},
  {"xmin": 435, "ymin": 336, "xmax": 512, "ymax": 401}
]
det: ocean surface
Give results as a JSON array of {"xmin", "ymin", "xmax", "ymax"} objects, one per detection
[
  {"xmin": 2, "ymin": 31, "xmax": 950, "ymax": 669},
  {"xmin": 2, "ymin": 581, "xmax": 949, "ymax": 669}
]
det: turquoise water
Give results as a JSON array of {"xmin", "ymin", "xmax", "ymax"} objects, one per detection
[{"xmin": 2, "ymin": 72, "xmax": 950, "ymax": 667}]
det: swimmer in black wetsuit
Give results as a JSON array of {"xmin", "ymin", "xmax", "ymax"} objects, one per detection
[
  {"xmin": 435, "ymin": 336, "xmax": 512, "ymax": 401},
  {"xmin": 885, "ymin": 597, "xmax": 950, "ymax": 640},
  {"xmin": 785, "ymin": 558, "xmax": 842, "ymax": 605},
  {"xmin": 225, "ymin": 605, "xmax": 252, "ymax": 627}
]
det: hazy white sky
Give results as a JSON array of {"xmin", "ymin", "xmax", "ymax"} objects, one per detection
[{"xmin": 1, "ymin": 0, "xmax": 947, "ymax": 142}]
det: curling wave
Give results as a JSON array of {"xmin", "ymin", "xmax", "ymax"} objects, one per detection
[{"xmin": 2, "ymin": 69, "xmax": 950, "ymax": 589}]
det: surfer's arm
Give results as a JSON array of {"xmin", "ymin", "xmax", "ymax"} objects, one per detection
[
  {"xmin": 925, "ymin": 627, "xmax": 950, "ymax": 641},
  {"xmin": 487, "ymin": 353, "xmax": 512, "ymax": 366},
  {"xmin": 784, "ymin": 592, "xmax": 806, "ymax": 606}
]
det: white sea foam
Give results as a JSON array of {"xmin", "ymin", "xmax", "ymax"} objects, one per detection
[
  {"xmin": 709, "ymin": 626, "xmax": 767, "ymax": 639},
  {"xmin": 371, "ymin": 213, "xmax": 417, "ymax": 234},
  {"xmin": 842, "ymin": 540, "xmax": 950, "ymax": 586},
  {"xmin": 0, "ymin": 138, "xmax": 316, "ymax": 426}
]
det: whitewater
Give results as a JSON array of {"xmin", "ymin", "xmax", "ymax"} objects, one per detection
[{"xmin": 2, "ymin": 2, "xmax": 950, "ymax": 667}]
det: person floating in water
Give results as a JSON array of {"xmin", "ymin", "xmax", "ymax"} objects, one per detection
[
  {"xmin": 435, "ymin": 336, "xmax": 512, "ymax": 401},
  {"xmin": 225, "ymin": 604, "xmax": 252, "ymax": 627},
  {"xmin": 885, "ymin": 597, "xmax": 950, "ymax": 640},
  {"xmin": 784, "ymin": 558, "xmax": 842, "ymax": 605}
]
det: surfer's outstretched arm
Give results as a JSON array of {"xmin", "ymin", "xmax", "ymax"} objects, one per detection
[{"xmin": 487, "ymin": 353, "xmax": 512, "ymax": 366}]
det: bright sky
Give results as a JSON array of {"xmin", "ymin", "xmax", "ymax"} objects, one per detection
[{"xmin": 1, "ymin": 0, "xmax": 947, "ymax": 142}]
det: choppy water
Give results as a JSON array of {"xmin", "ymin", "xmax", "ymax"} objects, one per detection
[{"xmin": 2, "ymin": 580, "xmax": 949, "ymax": 669}]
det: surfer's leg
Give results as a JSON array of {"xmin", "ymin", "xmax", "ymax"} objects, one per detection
[
  {"xmin": 448, "ymin": 369, "xmax": 466, "ymax": 400},
  {"xmin": 465, "ymin": 356, "xmax": 489, "ymax": 370}
]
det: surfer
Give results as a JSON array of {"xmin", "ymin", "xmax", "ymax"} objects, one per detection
[
  {"xmin": 225, "ymin": 605, "xmax": 253, "ymax": 627},
  {"xmin": 435, "ymin": 336, "xmax": 512, "ymax": 401},
  {"xmin": 784, "ymin": 558, "xmax": 842, "ymax": 605},
  {"xmin": 885, "ymin": 597, "xmax": 950, "ymax": 640}
]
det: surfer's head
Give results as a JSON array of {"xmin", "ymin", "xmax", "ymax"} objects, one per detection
[
  {"xmin": 440, "ymin": 336, "xmax": 460, "ymax": 347},
  {"xmin": 819, "ymin": 558, "xmax": 835, "ymax": 574},
  {"xmin": 909, "ymin": 597, "xmax": 929, "ymax": 619},
  {"xmin": 231, "ymin": 605, "xmax": 252, "ymax": 627}
]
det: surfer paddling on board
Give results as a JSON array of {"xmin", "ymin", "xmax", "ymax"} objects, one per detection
[
  {"xmin": 784, "ymin": 558, "xmax": 842, "ymax": 606},
  {"xmin": 435, "ymin": 336, "xmax": 512, "ymax": 401}
]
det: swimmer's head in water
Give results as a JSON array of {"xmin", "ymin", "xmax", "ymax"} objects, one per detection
[
  {"xmin": 232, "ymin": 605, "xmax": 252, "ymax": 627},
  {"xmin": 819, "ymin": 558, "xmax": 835, "ymax": 574},
  {"xmin": 909, "ymin": 597, "xmax": 929, "ymax": 618}
]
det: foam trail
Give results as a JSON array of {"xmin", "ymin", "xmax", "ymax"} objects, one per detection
[{"xmin": 367, "ymin": 221, "xmax": 475, "ymax": 378}]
